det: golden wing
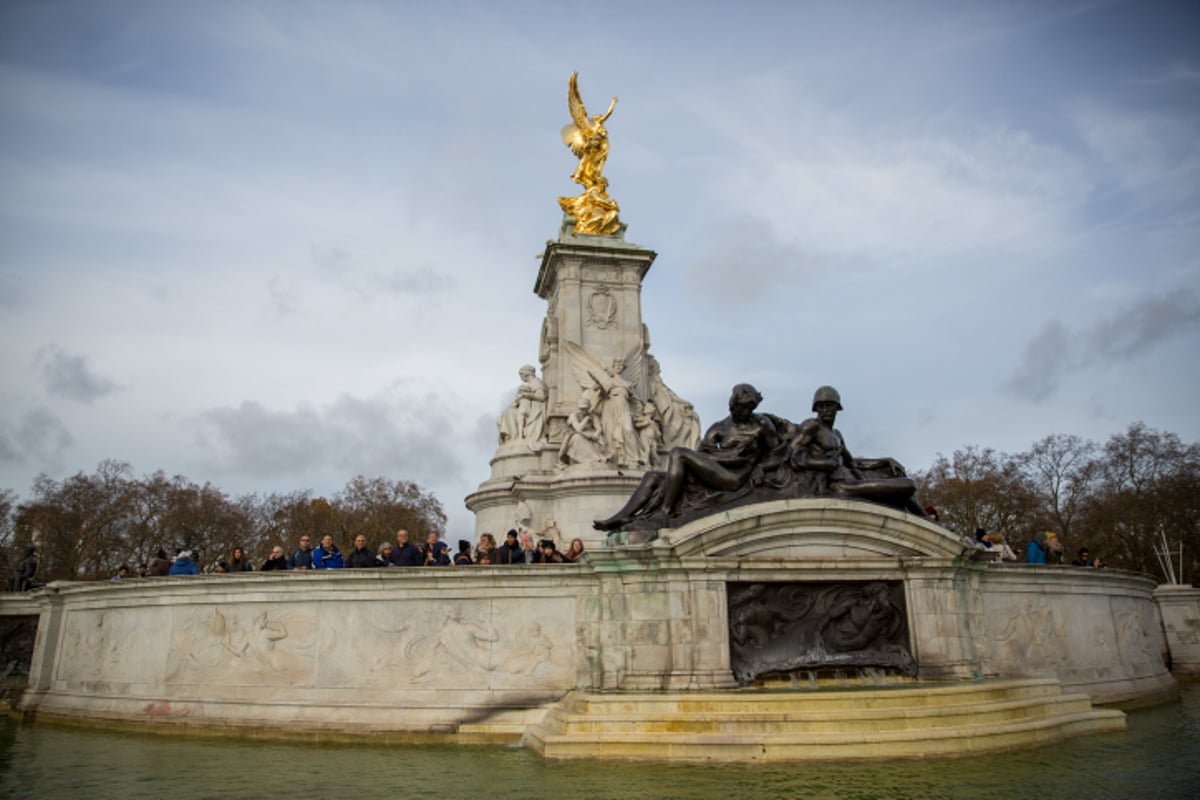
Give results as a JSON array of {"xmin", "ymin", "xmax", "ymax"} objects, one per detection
[
  {"xmin": 561, "ymin": 122, "xmax": 586, "ymax": 156},
  {"xmin": 567, "ymin": 71, "xmax": 592, "ymax": 133}
]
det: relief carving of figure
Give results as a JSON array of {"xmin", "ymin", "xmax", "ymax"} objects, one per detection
[
  {"xmin": 818, "ymin": 583, "xmax": 905, "ymax": 653},
  {"xmin": 407, "ymin": 610, "xmax": 500, "ymax": 679},
  {"xmin": 563, "ymin": 341, "xmax": 649, "ymax": 468},
  {"xmin": 600, "ymin": 358, "xmax": 640, "ymax": 466},
  {"xmin": 558, "ymin": 396, "xmax": 607, "ymax": 468},
  {"xmin": 515, "ymin": 494, "xmax": 534, "ymax": 536},
  {"xmin": 497, "ymin": 365, "xmax": 547, "ymax": 448},
  {"xmin": 633, "ymin": 401, "xmax": 663, "ymax": 469},
  {"xmin": 503, "ymin": 621, "xmax": 556, "ymax": 675},
  {"xmin": 728, "ymin": 582, "xmax": 913, "ymax": 684},
  {"xmin": 167, "ymin": 608, "xmax": 311, "ymax": 684}
]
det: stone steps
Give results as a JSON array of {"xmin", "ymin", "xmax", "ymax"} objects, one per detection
[
  {"xmin": 522, "ymin": 679, "xmax": 1126, "ymax": 761},
  {"xmin": 559, "ymin": 678, "xmax": 1063, "ymax": 714}
]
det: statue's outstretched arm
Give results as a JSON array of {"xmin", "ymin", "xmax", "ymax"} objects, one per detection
[
  {"xmin": 851, "ymin": 456, "xmax": 905, "ymax": 476},
  {"xmin": 599, "ymin": 96, "xmax": 618, "ymax": 123}
]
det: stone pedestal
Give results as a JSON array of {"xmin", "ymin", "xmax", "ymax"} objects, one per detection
[
  {"xmin": 467, "ymin": 218, "xmax": 694, "ymax": 550},
  {"xmin": 533, "ymin": 218, "xmax": 656, "ymax": 430},
  {"xmin": 1154, "ymin": 584, "xmax": 1200, "ymax": 674},
  {"xmin": 10, "ymin": 499, "xmax": 1178, "ymax": 741}
]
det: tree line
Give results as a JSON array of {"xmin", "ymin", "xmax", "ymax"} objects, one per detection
[
  {"xmin": 1, "ymin": 421, "xmax": 1196, "ymax": 585},
  {"xmin": 0, "ymin": 461, "xmax": 447, "ymax": 583},
  {"xmin": 913, "ymin": 422, "xmax": 1199, "ymax": 581}
]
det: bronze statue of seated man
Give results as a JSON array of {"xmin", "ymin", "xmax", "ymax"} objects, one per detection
[{"xmin": 789, "ymin": 386, "xmax": 927, "ymax": 517}]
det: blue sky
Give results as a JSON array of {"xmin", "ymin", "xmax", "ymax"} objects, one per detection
[{"xmin": 1, "ymin": 0, "xmax": 1197, "ymax": 537}]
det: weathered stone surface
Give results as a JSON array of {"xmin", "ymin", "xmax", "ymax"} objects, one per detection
[
  {"xmin": 468, "ymin": 228, "xmax": 696, "ymax": 551},
  {"xmin": 8, "ymin": 499, "xmax": 1179, "ymax": 738},
  {"xmin": 1154, "ymin": 585, "xmax": 1200, "ymax": 674}
]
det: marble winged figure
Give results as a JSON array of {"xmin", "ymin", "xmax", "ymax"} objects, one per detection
[
  {"xmin": 562, "ymin": 340, "xmax": 658, "ymax": 468},
  {"xmin": 558, "ymin": 72, "xmax": 622, "ymax": 236}
]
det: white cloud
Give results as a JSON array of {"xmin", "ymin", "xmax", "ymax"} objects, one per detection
[{"xmin": 1, "ymin": 0, "xmax": 1199, "ymax": 533}]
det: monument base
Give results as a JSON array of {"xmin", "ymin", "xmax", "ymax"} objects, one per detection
[
  {"xmin": 467, "ymin": 467, "xmax": 643, "ymax": 550},
  {"xmin": 523, "ymin": 679, "xmax": 1126, "ymax": 762},
  {"xmin": 7, "ymin": 499, "xmax": 1180, "ymax": 760}
]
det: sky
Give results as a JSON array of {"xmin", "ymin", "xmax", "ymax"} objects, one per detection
[{"xmin": 1, "ymin": 0, "xmax": 1198, "ymax": 537}]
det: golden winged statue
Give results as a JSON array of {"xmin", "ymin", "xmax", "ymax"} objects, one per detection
[{"xmin": 558, "ymin": 72, "xmax": 622, "ymax": 236}]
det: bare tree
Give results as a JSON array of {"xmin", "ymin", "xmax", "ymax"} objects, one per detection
[
  {"xmin": 1081, "ymin": 423, "xmax": 1200, "ymax": 579},
  {"xmin": 1017, "ymin": 434, "xmax": 1098, "ymax": 554},
  {"xmin": 913, "ymin": 446, "xmax": 1039, "ymax": 539}
]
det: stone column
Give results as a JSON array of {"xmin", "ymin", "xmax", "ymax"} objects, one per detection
[
  {"xmin": 466, "ymin": 220, "xmax": 662, "ymax": 549},
  {"xmin": 533, "ymin": 219, "xmax": 656, "ymax": 432}
]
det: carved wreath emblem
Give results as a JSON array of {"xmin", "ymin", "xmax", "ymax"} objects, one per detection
[{"xmin": 586, "ymin": 287, "xmax": 617, "ymax": 329}]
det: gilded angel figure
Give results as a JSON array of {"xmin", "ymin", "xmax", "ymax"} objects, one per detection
[{"xmin": 558, "ymin": 72, "xmax": 622, "ymax": 235}]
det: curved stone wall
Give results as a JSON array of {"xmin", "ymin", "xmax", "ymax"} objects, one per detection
[{"xmin": 11, "ymin": 500, "xmax": 1177, "ymax": 736}]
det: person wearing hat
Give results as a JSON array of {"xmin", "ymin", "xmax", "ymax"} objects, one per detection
[
  {"xmin": 168, "ymin": 548, "xmax": 199, "ymax": 576},
  {"xmin": 496, "ymin": 529, "xmax": 524, "ymax": 565},
  {"xmin": 788, "ymin": 386, "xmax": 928, "ymax": 517},
  {"xmin": 453, "ymin": 539, "xmax": 474, "ymax": 566},
  {"xmin": 975, "ymin": 528, "xmax": 994, "ymax": 550},
  {"xmin": 1026, "ymin": 531, "xmax": 1061, "ymax": 564},
  {"xmin": 533, "ymin": 539, "xmax": 564, "ymax": 564}
]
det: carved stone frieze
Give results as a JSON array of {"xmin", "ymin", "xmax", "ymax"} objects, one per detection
[
  {"xmin": 727, "ymin": 581, "xmax": 913, "ymax": 684},
  {"xmin": 165, "ymin": 606, "xmax": 318, "ymax": 685},
  {"xmin": 585, "ymin": 286, "xmax": 618, "ymax": 329}
]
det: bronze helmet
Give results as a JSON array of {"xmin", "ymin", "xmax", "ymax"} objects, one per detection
[{"xmin": 811, "ymin": 385, "xmax": 843, "ymax": 412}]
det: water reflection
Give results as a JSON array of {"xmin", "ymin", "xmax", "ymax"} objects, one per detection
[{"xmin": 2, "ymin": 685, "xmax": 1198, "ymax": 800}]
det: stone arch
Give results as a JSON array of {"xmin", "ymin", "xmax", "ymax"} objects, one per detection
[{"xmin": 660, "ymin": 499, "xmax": 965, "ymax": 560}]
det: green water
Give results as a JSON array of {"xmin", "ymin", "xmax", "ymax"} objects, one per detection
[{"xmin": 2, "ymin": 686, "xmax": 1199, "ymax": 800}]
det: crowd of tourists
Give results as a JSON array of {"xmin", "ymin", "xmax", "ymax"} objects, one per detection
[
  {"xmin": 924, "ymin": 506, "xmax": 1105, "ymax": 568},
  {"xmin": 5, "ymin": 511, "xmax": 1113, "ymax": 588},
  {"xmin": 105, "ymin": 528, "xmax": 589, "ymax": 579}
]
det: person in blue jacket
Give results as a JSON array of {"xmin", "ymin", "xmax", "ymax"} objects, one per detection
[
  {"xmin": 312, "ymin": 534, "xmax": 345, "ymax": 569},
  {"xmin": 168, "ymin": 549, "xmax": 199, "ymax": 576},
  {"xmin": 1026, "ymin": 531, "xmax": 1060, "ymax": 564}
]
